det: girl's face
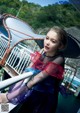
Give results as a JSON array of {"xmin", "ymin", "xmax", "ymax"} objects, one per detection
[{"xmin": 44, "ymin": 30, "xmax": 62, "ymax": 55}]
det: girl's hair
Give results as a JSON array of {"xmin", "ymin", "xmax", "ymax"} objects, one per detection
[{"xmin": 50, "ymin": 26, "xmax": 68, "ymax": 49}]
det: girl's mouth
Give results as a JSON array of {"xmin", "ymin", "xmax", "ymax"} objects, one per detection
[{"xmin": 44, "ymin": 46, "xmax": 49, "ymax": 50}]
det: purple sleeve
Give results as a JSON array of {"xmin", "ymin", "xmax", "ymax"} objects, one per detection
[
  {"xmin": 8, "ymin": 80, "xmax": 24, "ymax": 92},
  {"xmin": 7, "ymin": 80, "xmax": 28, "ymax": 105}
]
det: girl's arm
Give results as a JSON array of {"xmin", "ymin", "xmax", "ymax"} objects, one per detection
[
  {"xmin": 27, "ymin": 70, "xmax": 48, "ymax": 88},
  {"xmin": 0, "ymin": 83, "xmax": 28, "ymax": 103}
]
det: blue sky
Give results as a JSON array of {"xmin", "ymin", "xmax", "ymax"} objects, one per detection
[{"xmin": 27, "ymin": 0, "xmax": 69, "ymax": 6}]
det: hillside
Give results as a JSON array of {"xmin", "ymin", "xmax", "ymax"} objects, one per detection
[{"xmin": 0, "ymin": 0, "xmax": 80, "ymax": 30}]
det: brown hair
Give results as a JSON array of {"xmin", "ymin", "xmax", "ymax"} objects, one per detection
[{"xmin": 50, "ymin": 26, "xmax": 68, "ymax": 49}]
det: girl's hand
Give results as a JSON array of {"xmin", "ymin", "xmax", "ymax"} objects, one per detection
[{"xmin": 0, "ymin": 93, "xmax": 8, "ymax": 103}]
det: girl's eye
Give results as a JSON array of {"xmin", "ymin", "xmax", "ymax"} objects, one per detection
[
  {"xmin": 52, "ymin": 40, "xmax": 58, "ymax": 43},
  {"xmin": 52, "ymin": 40, "xmax": 56, "ymax": 43},
  {"xmin": 46, "ymin": 37, "xmax": 49, "ymax": 40}
]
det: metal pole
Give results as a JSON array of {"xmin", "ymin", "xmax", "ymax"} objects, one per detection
[{"xmin": 0, "ymin": 72, "xmax": 33, "ymax": 91}]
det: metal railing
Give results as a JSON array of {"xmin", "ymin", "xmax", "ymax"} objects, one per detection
[
  {"xmin": 6, "ymin": 45, "xmax": 33, "ymax": 74},
  {"xmin": 0, "ymin": 33, "xmax": 39, "ymax": 75}
]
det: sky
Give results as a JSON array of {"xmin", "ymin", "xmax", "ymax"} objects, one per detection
[{"xmin": 27, "ymin": 0, "xmax": 69, "ymax": 6}]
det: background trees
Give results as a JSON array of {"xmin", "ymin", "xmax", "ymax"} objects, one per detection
[{"xmin": 0, "ymin": 0, "xmax": 80, "ymax": 30}]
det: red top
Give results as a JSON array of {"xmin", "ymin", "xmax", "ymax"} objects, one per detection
[{"xmin": 30, "ymin": 51, "xmax": 64, "ymax": 80}]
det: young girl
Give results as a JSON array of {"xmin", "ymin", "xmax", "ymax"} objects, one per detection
[{"xmin": 0, "ymin": 26, "xmax": 67, "ymax": 113}]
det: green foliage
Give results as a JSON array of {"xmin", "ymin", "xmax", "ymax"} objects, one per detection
[{"xmin": 0, "ymin": 0, "xmax": 80, "ymax": 30}]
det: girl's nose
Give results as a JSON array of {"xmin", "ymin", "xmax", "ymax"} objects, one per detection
[{"xmin": 46, "ymin": 40, "xmax": 50, "ymax": 45}]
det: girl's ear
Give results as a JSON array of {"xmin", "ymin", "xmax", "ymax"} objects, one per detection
[{"xmin": 59, "ymin": 43, "xmax": 65, "ymax": 50}]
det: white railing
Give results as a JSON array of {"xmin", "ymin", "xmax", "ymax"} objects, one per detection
[
  {"xmin": 0, "ymin": 32, "xmax": 40, "ymax": 75},
  {"xmin": 6, "ymin": 45, "xmax": 33, "ymax": 74}
]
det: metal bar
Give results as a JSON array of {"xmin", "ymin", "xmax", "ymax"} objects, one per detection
[{"xmin": 0, "ymin": 72, "xmax": 33, "ymax": 91}]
